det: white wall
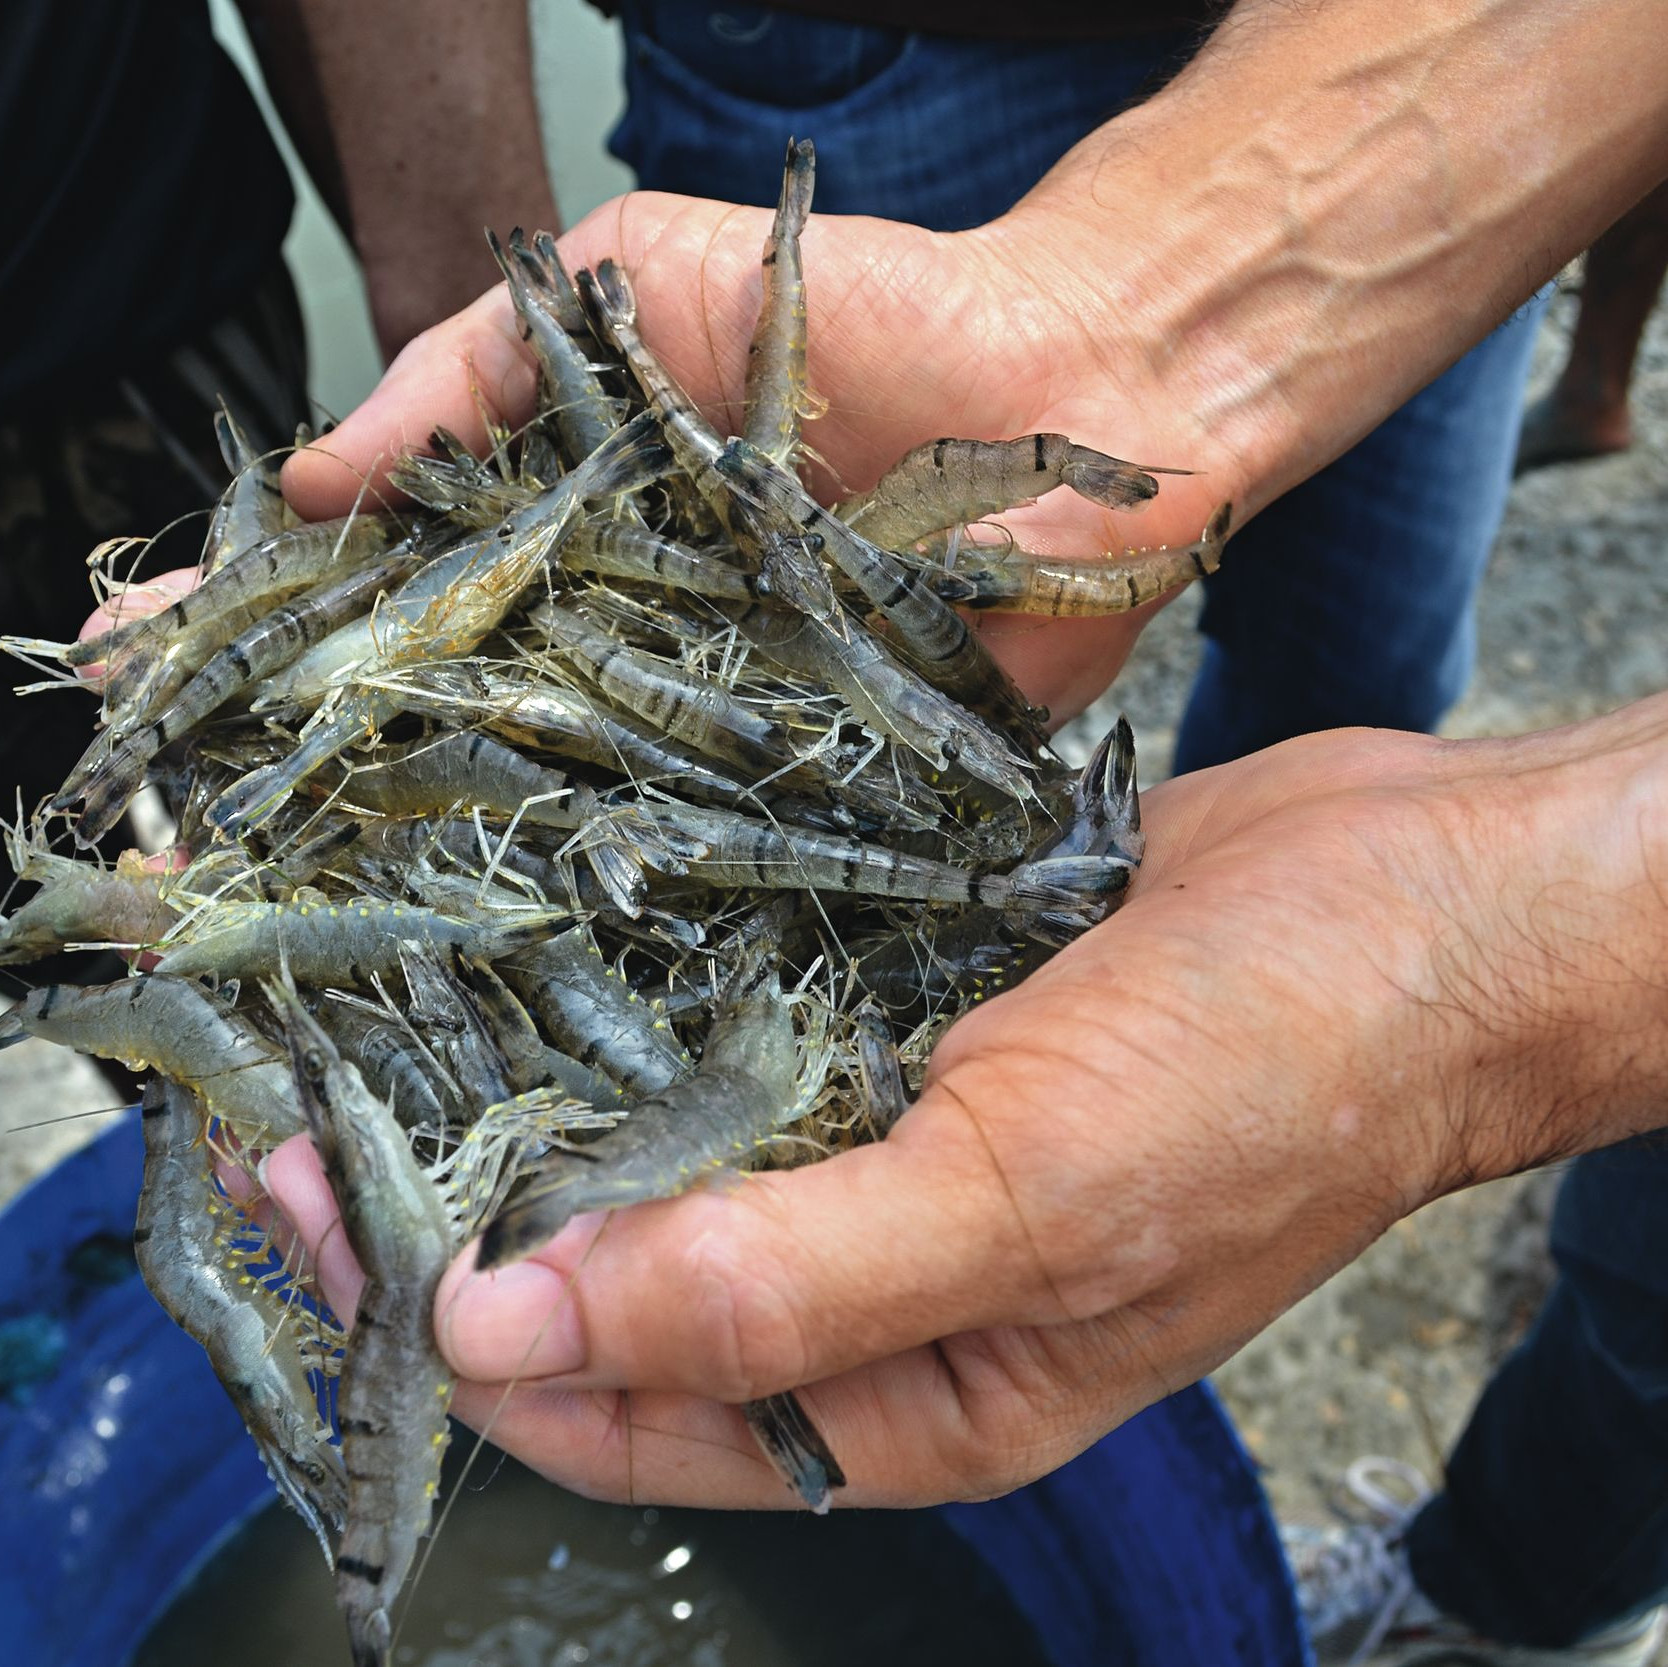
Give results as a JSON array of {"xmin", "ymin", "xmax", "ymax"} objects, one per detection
[{"xmin": 208, "ymin": 0, "xmax": 631, "ymax": 422}]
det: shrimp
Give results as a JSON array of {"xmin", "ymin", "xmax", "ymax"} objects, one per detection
[
  {"xmin": 270, "ymin": 978, "xmax": 458, "ymax": 1667},
  {"xmin": 834, "ymin": 433, "xmax": 1182, "ymax": 550},
  {"xmin": 478, "ymin": 939, "xmax": 800, "ymax": 1265},
  {"xmin": 336, "ymin": 731, "xmax": 660, "ymax": 917},
  {"xmin": 396, "ymin": 940, "xmax": 517, "ymax": 1116},
  {"xmin": 134, "ymin": 1077, "xmax": 346, "ymax": 1562},
  {"xmin": 204, "ymin": 404, "xmax": 287, "ymax": 574},
  {"xmin": 743, "ymin": 138, "xmax": 818, "ymax": 468},
  {"xmin": 317, "ymin": 996, "xmax": 451, "ymax": 1131},
  {"xmin": 152, "ymin": 896, "xmax": 573, "ymax": 986},
  {"xmin": 69, "ymin": 547, "xmax": 422, "ymax": 843},
  {"xmin": 712, "ymin": 437, "xmax": 1046, "ymax": 750},
  {"xmin": 533, "ymin": 601, "xmax": 803, "ymax": 778},
  {"xmin": 489, "ymin": 227, "xmax": 627, "ymax": 467},
  {"xmin": 0, "ymin": 978, "xmax": 303, "ymax": 1142},
  {"xmin": 741, "ymin": 1391, "xmax": 846, "ymax": 1515},
  {"xmin": 854, "ymin": 1000, "xmax": 911, "ymax": 1134},
  {"xmin": 625, "ymin": 794, "xmax": 1127, "ymax": 935},
  {"xmin": 732, "ymin": 600, "xmax": 1031, "ymax": 800},
  {"xmin": 0, "ymin": 848, "xmax": 175, "ymax": 962},
  {"xmin": 923, "ymin": 502, "xmax": 1234, "ymax": 615},
  {"xmin": 494, "ymin": 919, "xmax": 692, "ymax": 1099},
  {"xmin": 564, "ymin": 519, "xmax": 757, "ymax": 602}
]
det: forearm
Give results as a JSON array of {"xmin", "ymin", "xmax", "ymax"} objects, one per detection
[
  {"xmin": 277, "ymin": 0, "xmax": 560, "ymax": 358},
  {"xmin": 1012, "ymin": 0, "xmax": 1668, "ymax": 513}
]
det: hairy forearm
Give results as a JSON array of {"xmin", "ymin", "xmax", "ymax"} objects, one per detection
[
  {"xmin": 1014, "ymin": 0, "xmax": 1668, "ymax": 513},
  {"xmin": 278, "ymin": 0, "xmax": 560, "ymax": 358}
]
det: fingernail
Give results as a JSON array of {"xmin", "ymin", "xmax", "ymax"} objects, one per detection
[
  {"xmin": 255, "ymin": 1152, "xmax": 273, "ymax": 1193},
  {"xmin": 442, "ymin": 1259, "xmax": 587, "ymax": 1381}
]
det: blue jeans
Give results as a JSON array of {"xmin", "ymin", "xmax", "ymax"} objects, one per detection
[{"xmin": 606, "ymin": 5, "xmax": 1667, "ymax": 1644}]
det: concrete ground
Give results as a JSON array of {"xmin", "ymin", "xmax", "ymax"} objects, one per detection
[{"xmin": 2, "ymin": 218, "xmax": 1664, "ymax": 1660}]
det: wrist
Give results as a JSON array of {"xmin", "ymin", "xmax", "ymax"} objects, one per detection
[
  {"xmin": 1418, "ymin": 707, "xmax": 1668, "ymax": 1187},
  {"xmin": 1000, "ymin": 0, "xmax": 1668, "ymax": 518}
]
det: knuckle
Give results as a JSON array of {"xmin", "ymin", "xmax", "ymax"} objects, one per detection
[{"xmin": 675, "ymin": 1217, "xmax": 812, "ymax": 1401}]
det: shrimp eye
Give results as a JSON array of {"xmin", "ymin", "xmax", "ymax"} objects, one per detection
[{"xmin": 302, "ymin": 1046, "xmax": 327, "ymax": 1076}]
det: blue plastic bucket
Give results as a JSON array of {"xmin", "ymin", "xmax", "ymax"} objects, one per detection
[{"xmin": 0, "ymin": 1112, "xmax": 1307, "ymax": 1665}]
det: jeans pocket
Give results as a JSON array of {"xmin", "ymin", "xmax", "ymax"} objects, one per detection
[{"xmin": 620, "ymin": 2, "xmax": 919, "ymax": 112}]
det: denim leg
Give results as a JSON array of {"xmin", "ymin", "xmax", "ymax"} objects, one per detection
[
  {"xmin": 1172, "ymin": 291, "xmax": 1547, "ymax": 773},
  {"xmin": 608, "ymin": 4, "xmax": 1189, "ymax": 227},
  {"xmin": 1405, "ymin": 1139, "xmax": 1668, "ymax": 1645}
]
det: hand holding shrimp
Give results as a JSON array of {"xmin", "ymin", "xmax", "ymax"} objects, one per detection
[{"xmin": 264, "ymin": 709, "xmax": 1668, "ymax": 1508}]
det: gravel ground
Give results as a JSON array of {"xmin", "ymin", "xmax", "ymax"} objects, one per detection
[{"xmin": 2, "ymin": 275, "xmax": 1664, "ymax": 1658}]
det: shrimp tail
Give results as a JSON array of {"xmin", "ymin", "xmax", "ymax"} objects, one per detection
[
  {"xmin": 474, "ymin": 1174, "xmax": 582, "ymax": 1271},
  {"xmin": 582, "ymin": 258, "xmax": 635, "ymax": 331},
  {"xmin": 1074, "ymin": 713, "xmax": 1143, "ymax": 855},
  {"xmin": 743, "ymin": 1391, "xmax": 846, "ymax": 1514},
  {"xmin": 71, "ymin": 732, "xmax": 158, "ymax": 846},
  {"xmin": 580, "ymin": 407, "xmax": 674, "ymax": 498}
]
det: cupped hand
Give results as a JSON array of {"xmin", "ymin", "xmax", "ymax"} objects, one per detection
[
  {"xmin": 281, "ymin": 191, "xmax": 1245, "ymax": 724},
  {"xmin": 263, "ymin": 711, "xmax": 1668, "ymax": 1510}
]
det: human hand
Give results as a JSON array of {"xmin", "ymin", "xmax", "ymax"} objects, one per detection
[
  {"xmin": 263, "ymin": 698, "xmax": 1668, "ymax": 1508},
  {"xmin": 282, "ymin": 191, "xmax": 1244, "ymax": 724}
]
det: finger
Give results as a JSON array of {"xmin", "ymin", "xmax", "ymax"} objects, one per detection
[
  {"xmin": 447, "ymin": 1345, "xmax": 957, "ymax": 1510},
  {"xmin": 281, "ymin": 284, "xmax": 537, "ymax": 521},
  {"xmin": 262, "ymin": 1133, "xmax": 365, "ymax": 1325},
  {"xmin": 433, "ymin": 1077, "xmax": 1080, "ymax": 1402},
  {"xmin": 446, "ymin": 1299, "xmax": 1167, "ymax": 1510}
]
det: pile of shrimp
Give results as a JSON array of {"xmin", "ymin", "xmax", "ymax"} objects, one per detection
[{"xmin": 0, "ymin": 140, "xmax": 1228, "ymax": 1667}]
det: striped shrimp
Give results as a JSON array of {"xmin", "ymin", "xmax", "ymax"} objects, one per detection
[
  {"xmin": 711, "ymin": 437, "xmax": 1046, "ymax": 750},
  {"xmin": 77, "ymin": 513, "xmax": 394, "ymax": 720},
  {"xmin": 269, "ymin": 979, "xmax": 458, "ymax": 1667},
  {"xmin": 134, "ymin": 1078, "xmax": 346, "ymax": 1562},
  {"xmin": 69, "ymin": 546, "xmax": 422, "ymax": 843},
  {"xmin": 334, "ymin": 731, "xmax": 658, "ymax": 916},
  {"xmin": 532, "ymin": 601, "xmax": 804, "ymax": 779},
  {"xmin": 478, "ymin": 940, "xmax": 800, "ymax": 1263},
  {"xmin": 624, "ymin": 793, "xmax": 1130, "ymax": 937},
  {"xmin": 743, "ymin": 137, "xmax": 818, "ymax": 468},
  {"xmin": 833, "ymin": 433, "xmax": 1179, "ymax": 551},
  {"xmin": 490, "ymin": 918, "xmax": 692, "ymax": 1099},
  {"xmin": 316, "ymin": 996, "xmax": 451, "ymax": 1131},
  {"xmin": 564, "ymin": 519, "xmax": 758, "ymax": 602},
  {"xmin": 731, "ymin": 599, "xmax": 1031, "ymax": 800},
  {"xmin": 0, "ymin": 978, "xmax": 303, "ymax": 1143},
  {"xmin": 151, "ymin": 896, "xmax": 573, "ymax": 986},
  {"xmin": 489, "ymin": 227, "xmax": 627, "ymax": 466},
  {"xmin": 919, "ymin": 501, "xmax": 1234, "ymax": 616},
  {"xmin": 854, "ymin": 1000, "xmax": 911, "ymax": 1135}
]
